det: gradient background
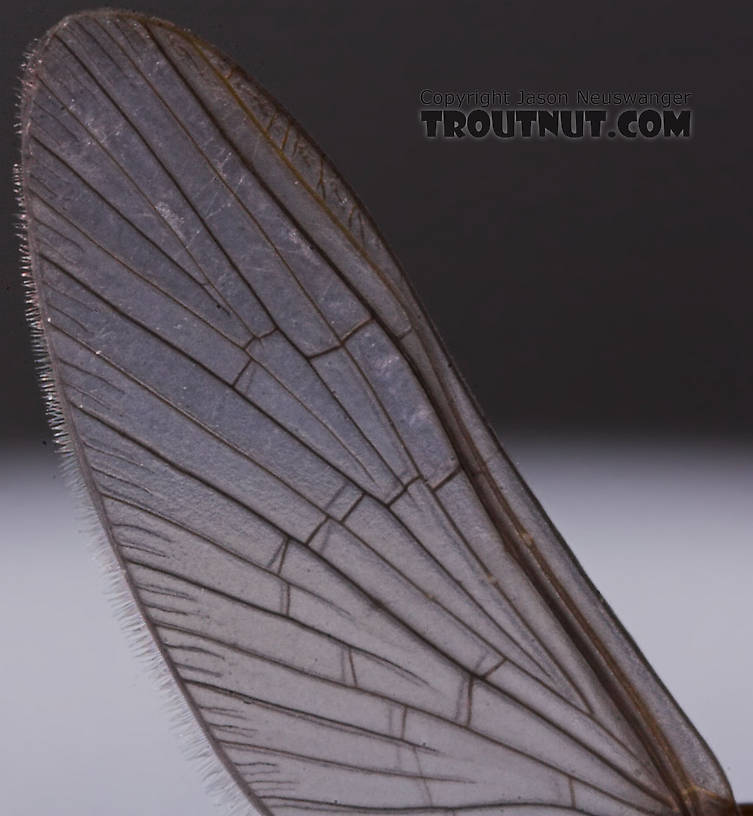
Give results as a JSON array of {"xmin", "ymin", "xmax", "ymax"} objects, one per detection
[{"xmin": 1, "ymin": 2, "xmax": 751, "ymax": 813}]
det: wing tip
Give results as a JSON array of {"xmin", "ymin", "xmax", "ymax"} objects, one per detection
[
  {"xmin": 19, "ymin": 6, "xmax": 195, "ymax": 97},
  {"xmin": 17, "ymin": 6, "xmax": 201, "ymax": 160}
]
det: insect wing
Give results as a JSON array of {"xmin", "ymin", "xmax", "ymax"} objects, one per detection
[{"xmin": 19, "ymin": 11, "xmax": 737, "ymax": 816}]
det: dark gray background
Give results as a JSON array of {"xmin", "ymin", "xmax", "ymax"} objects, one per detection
[{"xmin": 2, "ymin": 0, "xmax": 752, "ymax": 444}]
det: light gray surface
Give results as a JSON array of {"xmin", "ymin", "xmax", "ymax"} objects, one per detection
[
  {"xmin": 1, "ymin": 434, "xmax": 751, "ymax": 814},
  {"xmin": 0, "ymin": 448, "xmax": 219, "ymax": 816},
  {"xmin": 506, "ymin": 432, "xmax": 753, "ymax": 805}
]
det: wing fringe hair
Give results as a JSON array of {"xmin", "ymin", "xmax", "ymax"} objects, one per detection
[{"xmin": 15, "ymin": 28, "xmax": 260, "ymax": 816}]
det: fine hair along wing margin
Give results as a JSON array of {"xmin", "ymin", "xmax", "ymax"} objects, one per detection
[{"xmin": 17, "ymin": 10, "xmax": 736, "ymax": 816}]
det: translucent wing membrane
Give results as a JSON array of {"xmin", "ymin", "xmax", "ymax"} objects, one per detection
[{"xmin": 19, "ymin": 11, "xmax": 739, "ymax": 816}]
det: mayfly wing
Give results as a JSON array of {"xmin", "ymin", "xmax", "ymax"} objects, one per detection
[{"xmin": 19, "ymin": 10, "xmax": 739, "ymax": 816}]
